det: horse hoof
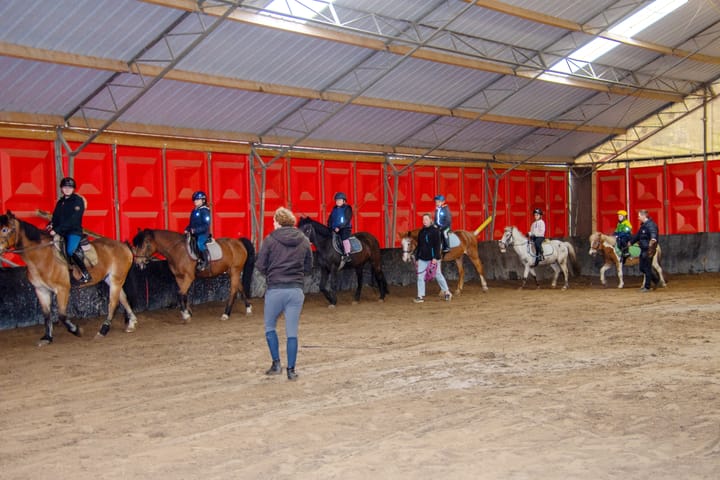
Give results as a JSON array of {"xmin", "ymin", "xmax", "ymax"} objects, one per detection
[
  {"xmin": 37, "ymin": 339, "xmax": 52, "ymax": 347},
  {"xmin": 352, "ymin": 300, "xmax": 358, "ymax": 305},
  {"xmin": 220, "ymin": 314, "xmax": 229, "ymax": 321},
  {"xmin": 125, "ymin": 325, "xmax": 136, "ymax": 333},
  {"xmin": 181, "ymin": 311, "xmax": 191, "ymax": 322},
  {"xmin": 377, "ymin": 299, "xmax": 384, "ymax": 303},
  {"xmin": 94, "ymin": 332, "xmax": 106, "ymax": 340},
  {"xmin": 328, "ymin": 304, "xmax": 336, "ymax": 309},
  {"xmin": 72, "ymin": 327, "xmax": 84, "ymax": 337},
  {"xmin": 245, "ymin": 306, "xmax": 253, "ymax": 315},
  {"xmin": 125, "ymin": 319, "xmax": 137, "ymax": 333}
]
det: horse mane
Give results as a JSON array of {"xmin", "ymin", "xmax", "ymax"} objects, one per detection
[
  {"xmin": 298, "ymin": 217, "xmax": 331, "ymax": 238},
  {"xmin": 19, "ymin": 219, "xmax": 49, "ymax": 242},
  {"xmin": 131, "ymin": 228, "xmax": 155, "ymax": 248}
]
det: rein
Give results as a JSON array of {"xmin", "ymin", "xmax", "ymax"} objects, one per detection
[{"xmin": 1, "ymin": 222, "xmax": 57, "ymax": 254}]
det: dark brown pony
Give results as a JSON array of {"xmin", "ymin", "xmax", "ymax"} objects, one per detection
[
  {"xmin": 297, "ymin": 217, "xmax": 388, "ymax": 307},
  {"xmin": 588, "ymin": 232, "xmax": 666, "ymax": 289},
  {"xmin": 131, "ymin": 229, "xmax": 255, "ymax": 321},
  {"xmin": 0, "ymin": 211, "xmax": 138, "ymax": 345},
  {"xmin": 400, "ymin": 228, "xmax": 489, "ymax": 295}
]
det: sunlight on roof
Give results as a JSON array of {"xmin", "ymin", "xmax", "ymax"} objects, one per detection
[
  {"xmin": 261, "ymin": 0, "xmax": 335, "ymax": 24},
  {"xmin": 544, "ymin": 0, "xmax": 687, "ymax": 78}
]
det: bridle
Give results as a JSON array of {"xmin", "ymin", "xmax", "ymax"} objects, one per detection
[{"xmin": 0, "ymin": 219, "xmax": 55, "ymax": 255}]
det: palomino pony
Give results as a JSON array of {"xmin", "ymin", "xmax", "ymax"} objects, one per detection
[
  {"xmin": 297, "ymin": 217, "xmax": 388, "ymax": 307},
  {"xmin": 131, "ymin": 229, "xmax": 254, "ymax": 321},
  {"xmin": 399, "ymin": 228, "xmax": 489, "ymax": 295},
  {"xmin": 0, "ymin": 211, "xmax": 137, "ymax": 345},
  {"xmin": 588, "ymin": 232, "xmax": 666, "ymax": 289},
  {"xmin": 498, "ymin": 226, "xmax": 580, "ymax": 290}
]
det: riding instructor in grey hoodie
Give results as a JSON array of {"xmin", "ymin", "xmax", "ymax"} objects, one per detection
[{"xmin": 255, "ymin": 207, "xmax": 313, "ymax": 380}]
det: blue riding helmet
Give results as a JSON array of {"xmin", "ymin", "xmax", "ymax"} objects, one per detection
[
  {"xmin": 434, "ymin": 195, "xmax": 445, "ymax": 202},
  {"xmin": 334, "ymin": 192, "xmax": 347, "ymax": 201},
  {"xmin": 192, "ymin": 191, "xmax": 207, "ymax": 201}
]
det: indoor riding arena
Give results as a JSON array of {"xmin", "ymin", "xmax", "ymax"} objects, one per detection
[{"xmin": 1, "ymin": 1, "xmax": 719, "ymax": 479}]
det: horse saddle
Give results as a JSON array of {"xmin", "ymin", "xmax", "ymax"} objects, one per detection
[
  {"xmin": 53, "ymin": 235, "xmax": 98, "ymax": 266},
  {"xmin": 529, "ymin": 240, "xmax": 554, "ymax": 258},
  {"xmin": 447, "ymin": 232, "xmax": 461, "ymax": 249},
  {"xmin": 615, "ymin": 244, "xmax": 641, "ymax": 258},
  {"xmin": 332, "ymin": 233, "xmax": 363, "ymax": 255},
  {"xmin": 186, "ymin": 236, "xmax": 223, "ymax": 262}
]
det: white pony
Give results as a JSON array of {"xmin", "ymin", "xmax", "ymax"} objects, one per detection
[{"xmin": 498, "ymin": 226, "xmax": 579, "ymax": 290}]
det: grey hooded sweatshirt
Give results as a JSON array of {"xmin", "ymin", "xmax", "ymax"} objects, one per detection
[{"xmin": 256, "ymin": 226, "xmax": 313, "ymax": 289}]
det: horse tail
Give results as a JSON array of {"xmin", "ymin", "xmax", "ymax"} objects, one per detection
[
  {"xmin": 239, "ymin": 237, "xmax": 255, "ymax": 298},
  {"xmin": 566, "ymin": 242, "xmax": 581, "ymax": 276}
]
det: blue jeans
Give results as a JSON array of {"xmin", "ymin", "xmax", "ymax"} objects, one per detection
[
  {"xmin": 196, "ymin": 234, "xmax": 208, "ymax": 252},
  {"xmin": 65, "ymin": 234, "xmax": 81, "ymax": 256},
  {"xmin": 416, "ymin": 259, "xmax": 449, "ymax": 298}
]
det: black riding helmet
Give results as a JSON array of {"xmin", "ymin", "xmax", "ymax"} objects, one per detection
[{"xmin": 60, "ymin": 177, "xmax": 76, "ymax": 189}]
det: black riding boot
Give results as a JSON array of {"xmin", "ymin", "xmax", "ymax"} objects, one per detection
[
  {"xmin": 197, "ymin": 249, "xmax": 210, "ymax": 271},
  {"xmin": 72, "ymin": 249, "xmax": 91, "ymax": 284}
]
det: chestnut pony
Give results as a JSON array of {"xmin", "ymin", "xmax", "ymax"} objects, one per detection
[
  {"xmin": 0, "ymin": 211, "xmax": 138, "ymax": 345},
  {"xmin": 131, "ymin": 229, "xmax": 254, "ymax": 322},
  {"xmin": 400, "ymin": 228, "xmax": 489, "ymax": 295},
  {"xmin": 588, "ymin": 231, "xmax": 666, "ymax": 289}
]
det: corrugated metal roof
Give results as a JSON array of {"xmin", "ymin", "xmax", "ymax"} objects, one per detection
[{"xmin": 0, "ymin": 0, "xmax": 719, "ymax": 163}]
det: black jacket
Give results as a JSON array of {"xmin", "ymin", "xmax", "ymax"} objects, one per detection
[
  {"xmin": 630, "ymin": 217, "xmax": 659, "ymax": 250},
  {"xmin": 256, "ymin": 226, "xmax": 313, "ymax": 289},
  {"xmin": 415, "ymin": 225, "xmax": 442, "ymax": 261},
  {"xmin": 50, "ymin": 193, "xmax": 85, "ymax": 236}
]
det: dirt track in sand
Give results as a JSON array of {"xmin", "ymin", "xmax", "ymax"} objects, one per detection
[{"xmin": 1, "ymin": 273, "xmax": 719, "ymax": 479}]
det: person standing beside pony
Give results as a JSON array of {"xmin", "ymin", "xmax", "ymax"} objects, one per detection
[
  {"xmin": 614, "ymin": 209, "xmax": 633, "ymax": 262},
  {"xmin": 433, "ymin": 194, "xmax": 452, "ymax": 252},
  {"xmin": 185, "ymin": 191, "xmax": 211, "ymax": 271},
  {"xmin": 630, "ymin": 209, "xmax": 660, "ymax": 293},
  {"xmin": 47, "ymin": 177, "xmax": 91, "ymax": 283},
  {"xmin": 529, "ymin": 208, "xmax": 546, "ymax": 267},
  {"xmin": 256, "ymin": 207, "xmax": 313, "ymax": 381},
  {"xmin": 327, "ymin": 191, "xmax": 353, "ymax": 268},
  {"xmin": 414, "ymin": 213, "xmax": 452, "ymax": 303}
]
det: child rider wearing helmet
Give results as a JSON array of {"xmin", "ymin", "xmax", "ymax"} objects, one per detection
[
  {"xmin": 433, "ymin": 194, "xmax": 452, "ymax": 253},
  {"xmin": 185, "ymin": 191, "xmax": 212, "ymax": 271},
  {"xmin": 327, "ymin": 192, "xmax": 353, "ymax": 268},
  {"xmin": 529, "ymin": 208, "xmax": 546, "ymax": 267},
  {"xmin": 614, "ymin": 209, "xmax": 633, "ymax": 262}
]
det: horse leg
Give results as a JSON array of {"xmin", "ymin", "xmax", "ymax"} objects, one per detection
[
  {"xmin": 469, "ymin": 252, "xmax": 489, "ymax": 292},
  {"xmin": 221, "ymin": 270, "xmax": 241, "ymax": 321},
  {"xmin": 520, "ymin": 264, "xmax": 531, "ymax": 289},
  {"xmin": 327, "ymin": 268, "xmax": 338, "ymax": 307},
  {"xmin": 352, "ymin": 265, "xmax": 363, "ymax": 304},
  {"xmin": 615, "ymin": 261, "xmax": 625, "ymax": 289},
  {"xmin": 373, "ymin": 266, "xmax": 388, "ymax": 302},
  {"xmin": 318, "ymin": 267, "xmax": 336, "ymax": 307},
  {"xmin": 176, "ymin": 275, "xmax": 194, "ymax": 322},
  {"xmin": 558, "ymin": 262, "xmax": 569, "ymax": 290},
  {"xmin": 598, "ymin": 262, "xmax": 610, "ymax": 287},
  {"xmin": 55, "ymin": 287, "xmax": 82, "ymax": 339},
  {"xmin": 454, "ymin": 258, "xmax": 464, "ymax": 296},
  {"xmin": 549, "ymin": 263, "xmax": 561, "ymax": 288},
  {"xmin": 117, "ymin": 288, "xmax": 138, "ymax": 333},
  {"xmin": 34, "ymin": 287, "xmax": 55, "ymax": 346}
]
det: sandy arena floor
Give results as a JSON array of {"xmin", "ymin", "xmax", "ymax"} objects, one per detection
[{"xmin": 1, "ymin": 273, "xmax": 719, "ymax": 479}]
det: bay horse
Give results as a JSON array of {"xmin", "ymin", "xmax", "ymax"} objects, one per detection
[
  {"xmin": 399, "ymin": 228, "xmax": 489, "ymax": 295},
  {"xmin": 498, "ymin": 226, "xmax": 580, "ymax": 290},
  {"xmin": 131, "ymin": 229, "xmax": 254, "ymax": 321},
  {"xmin": 0, "ymin": 211, "xmax": 138, "ymax": 345},
  {"xmin": 297, "ymin": 217, "xmax": 388, "ymax": 307},
  {"xmin": 588, "ymin": 232, "xmax": 666, "ymax": 289}
]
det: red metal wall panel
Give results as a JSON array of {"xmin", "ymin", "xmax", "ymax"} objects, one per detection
[
  {"xmin": 256, "ymin": 157, "xmax": 288, "ymax": 238},
  {"xmin": 323, "ymin": 160, "xmax": 354, "ymax": 224},
  {"xmin": 117, "ymin": 146, "xmax": 164, "ymax": 242},
  {"xmin": 166, "ymin": 150, "xmax": 208, "ymax": 233},
  {"xmin": 667, "ymin": 162, "xmax": 704, "ymax": 234},
  {"xmin": 507, "ymin": 170, "xmax": 529, "ymax": 231},
  {"xmin": 707, "ymin": 160, "xmax": 720, "ymax": 232},
  {"xmin": 596, "ymin": 169, "xmax": 627, "ymax": 234},
  {"xmin": 488, "ymin": 170, "xmax": 509, "ymax": 239},
  {"xmin": 289, "ymin": 158, "xmax": 322, "ymax": 219},
  {"xmin": 462, "ymin": 167, "xmax": 486, "ymax": 236},
  {"xmin": 547, "ymin": 171, "xmax": 567, "ymax": 237},
  {"xmin": 438, "ymin": 167, "xmax": 463, "ymax": 230},
  {"xmin": 211, "ymin": 152, "xmax": 250, "ymax": 239},
  {"xmin": 355, "ymin": 162, "xmax": 385, "ymax": 245},
  {"xmin": 66, "ymin": 143, "xmax": 116, "ymax": 239},
  {"xmin": 413, "ymin": 166, "xmax": 437, "ymax": 218},
  {"xmin": 629, "ymin": 165, "xmax": 665, "ymax": 233},
  {"xmin": 386, "ymin": 169, "xmax": 413, "ymax": 246}
]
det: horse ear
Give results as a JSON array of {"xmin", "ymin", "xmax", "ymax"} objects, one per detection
[{"xmin": 7, "ymin": 210, "xmax": 14, "ymax": 219}]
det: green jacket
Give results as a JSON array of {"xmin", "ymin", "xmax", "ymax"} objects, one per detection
[{"xmin": 615, "ymin": 219, "xmax": 632, "ymax": 235}]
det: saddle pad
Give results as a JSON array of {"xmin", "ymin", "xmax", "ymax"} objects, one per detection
[
  {"xmin": 540, "ymin": 241, "xmax": 555, "ymax": 257},
  {"xmin": 614, "ymin": 244, "xmax": 641, "ymax": 258},
  {"xmin": 186, "ymin": 238, "xmax": 223, "ymax": 261},
  {"xmin": 333, "ymin": 235, "xmax": 363, "ymax": 254},
  {"xmin": 80, "ymin": 243, "xmax": 98, "ymax": 266},
  {"xmin": 448, "ymin": 232, "xmax": 461, "ymax": 248}
]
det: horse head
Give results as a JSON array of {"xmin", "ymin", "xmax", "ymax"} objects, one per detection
[
  {"xmin": 0, "ymin": 211, "xmax": 17, "ymax": 254},
  {"xmin": 399, "ymin": 230, "xmax": 417, "ymax": 263},
  {"xmin": 297, "ymin": 216, "xmax": 317, "ymax": 244},
  {"xmin": 497, "ymin": 226, "xmax": 516, "ymax": 253},
  {"xmin": 130, "ymin": 228, "xmax": 156, "ymax": 270},
  {"xmin": 588, "ymin": 232, "xmax": 601, "ymax": 256}
]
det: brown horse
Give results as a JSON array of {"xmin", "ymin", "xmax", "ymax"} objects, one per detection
[
  {"xmin": 131, "ymin": 229, "xmax": 255, "ymax": 321},
  {"xmin": 400, "ymin": 228, "xmax": 489, "ymax": 295},
  {"xmin": 0, "ymin": 211, "xmax": 138, "ymax": 345},
  {"xmin": 297, "ymin": 217, "xmax": 389, "ymax": 307},
  {"xmin": 588, "ymin": 232, "xmax": 666, "ymax": 289}
]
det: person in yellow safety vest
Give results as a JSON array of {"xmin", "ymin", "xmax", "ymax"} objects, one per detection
[{"xmin": 614, "ymin": 209, "xmax": 633, "ymax": 262}]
